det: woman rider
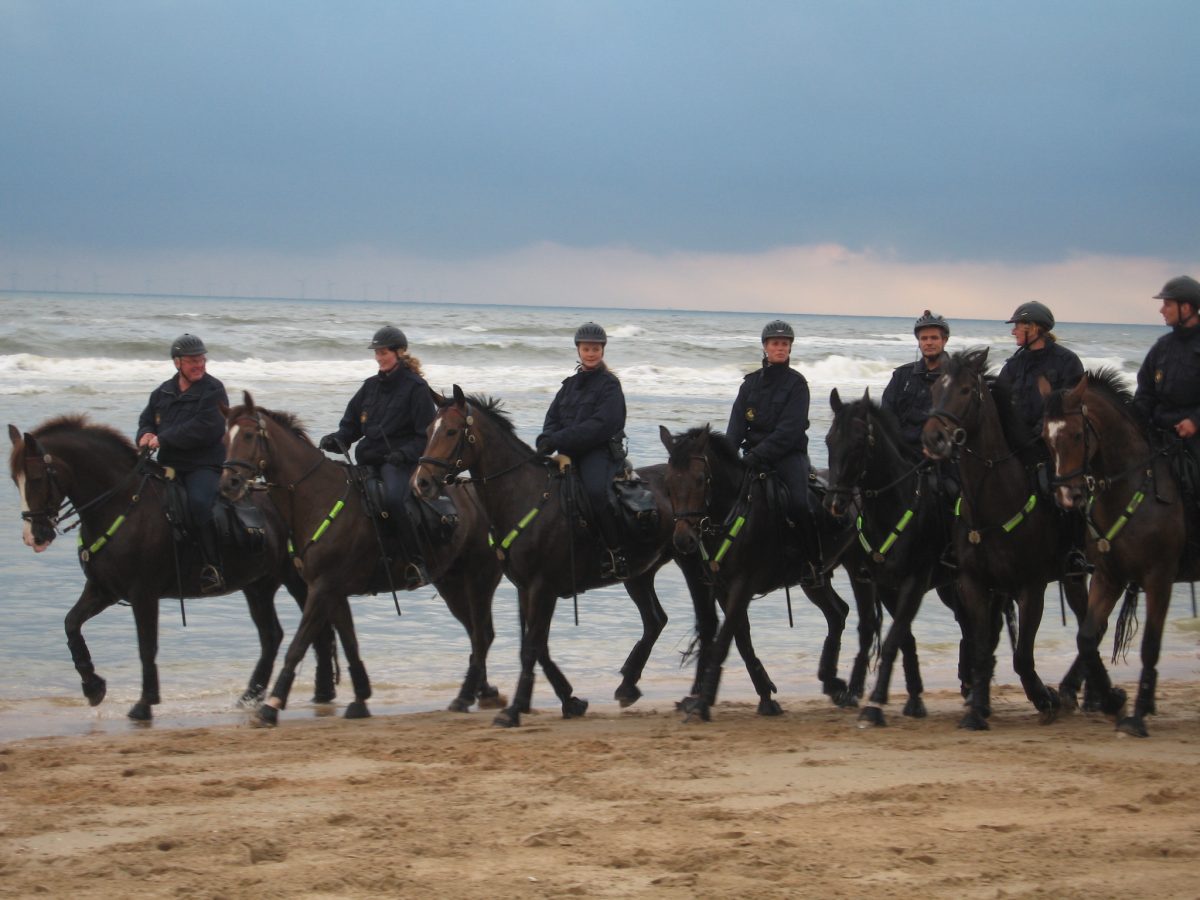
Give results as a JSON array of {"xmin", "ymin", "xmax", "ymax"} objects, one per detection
[
  {"xmin": 727, "ymin": 319, "xmax": 824, "ymax": 586},
  {"xmin": 995, "ymin": 301, "xmax": 1089, "ymax": 576},
  {"xmin": 319, "ymin": 326, "xmax": 434, "ymax": 588},
  {"xmin": 137, "ymin": 333, "xmax": 229, "ymax": 593},
  {"xmin": 536, "ymin": 322, "xmax": 630, "ymax": 580}
]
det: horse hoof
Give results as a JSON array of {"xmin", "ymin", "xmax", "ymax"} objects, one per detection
[
  {"xmin": 1099, "ymin": 688, "xmax": 1128, "ymax": 717},
  {"xmin": 311, "ymin": 689, "xmax": 337, "ymax": 705},
  {"xmin": 477, "ymin": 690, "xmax": 507, "ymax": 710},
  {"xmin": 562, "ymin": 697, "xmax": 589, "ymax": 719},
  {"xmin": 256, "ymin": 705, "xmax": 279, "ymax": 727},
  {"xmin": 1057, "ymin": 687, "xmax": 1079, "ymax": 713},
  {"xmin": 127, "ymin": 702, "xmax": 153, "ymax": 722},
  {"xmin": 677, "ymin": 696, "xmax": 711, "ymax": 723},
  {"xmin": 1116, "ymin": 716, "xmax": 1149, "ymax": 738},
  {"xmin": 902, "ymin": 697, "xmax": 927, "ymax": 719},
  {"xmin": 756, "ymin": 698, "xmax": 783, "ymax": 717},
  {"xmin": 1038, "ymin": 707, "xmax": 1060, "ymax": 726},
  {"xmin": 447, "ymin": 697, "xmax": 472, "ymax": 713},
  {"xmin": 83, "ymin": 675, "xmax": 107, "ymax": 707},
  {"xmin": 957, "ymin": 710, "xmax": 990, "ymax": 731},
  {"xmin": 858, "ymin": 706, "xmax": 887, "ymax": 727},
  {"xmin": 823, "ymin": 677, "xmax": 849, "ymax": 700},
  {"xmin": 493, "ymin": 707, "xmax": 520, "ymax": 728},
  {"xmin": 343, "ymin": 701, "xmax": 371, "ymax": 719},
  {"xmin": 614, "ymin": 684, "xmax": 642, "ymax": 708},
  {"xmin": 237, "ymin": 690, "xmax": 263, "ymax": 710}
]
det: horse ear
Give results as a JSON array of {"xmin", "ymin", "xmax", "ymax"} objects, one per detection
[
  {"xmin": 430, "ymin": 387, "xmax": 446, "ymax": 406},
  {"xmin": 1068, "ymin": 374, "xmax": 1088, "ymax": 401},
  {"xmin": 7, "ymin": 424, "xmax": 20, "ymax": 450},
  {"xmin": 864, "ymin": 387, "xmax": 872, "ymax": 403},
  {"xmin": 242, "ymin": 390, "xmax": 255, "ymax": 410},
  {"xmin": 452, "ymin": 384, "xmax": 466, "ymax": 408},
  {"xmin": 659, "ymin": 424, "xmax": 675, "ymax": 452},
  {"xmin": 830, "ymin": 388, "xmax": 843, "ymax": 413}
]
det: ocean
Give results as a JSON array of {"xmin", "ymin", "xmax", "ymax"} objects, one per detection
[{"xmin": 1, "ymin": 290, "xmax": 1196, "ymax": 741}]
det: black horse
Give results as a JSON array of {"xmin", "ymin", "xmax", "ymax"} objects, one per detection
[
  {"xmin": 922, "ymin": 348, "xmax": 1089, "ymax": 730},
  {"xmin": 824, "ymin": 389, "xmax": 970, "ymax": 726},
  {"xmin": 220, "ymin": 392, "xmax": 505, "ymax": 725},
  {"xmin": 1041, "ymin": 369, "xmax": 1195, "ymax": 736},
  {"xmin": 659, "ymin": 424, "xmax": 859, "ymax": 722},
  {"xmin": 8, "ymin": 417, "xmax": 337, "ymax": 721},
  {"xmin": 413, "ymin": 386, "xmax": 724, "ymax": 728}
]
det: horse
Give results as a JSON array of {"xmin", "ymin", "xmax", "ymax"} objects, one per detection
[
  {"xmin": 921, "ymin": 347, "xmax": 1090, "ymax": 730},
  {"xmin": 413, "ymin": 386, "xmax": 730, "ymax": 728},
  {"xmin": 7, "ymin": 417, "xmax": 337, "ymax": 721},
  {"xmin": 659, "ymin": 424, "xmax": 860, "ymax": 722},
  {"xmin": 220, "ymin": 392, "xmax": 505, "ymax": 725},
  {"xmin": 1041, "ymin": 368, "xmax": 1196, "ymax": 736},
  {"xmin": 824, "ymin": 389, "xmax": 971, "ymax": 726}
]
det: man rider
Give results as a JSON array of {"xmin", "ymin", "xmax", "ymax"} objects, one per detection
[
  {"xmin": 882, "ymin": 310, "xmax": 951, "ymax": 450},
  {"xmin": 1134, "ymin": 275, "xmax": 1200, "ymax": 470}
]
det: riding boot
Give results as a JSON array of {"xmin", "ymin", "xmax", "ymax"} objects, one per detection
[
  {"xmin": 1062, "ymin": 513, "xmax": 1094, "ymax": 579},
  {"xmin": 796, "ymin": 517, "xmax": 825, "ymax": 589},
  {"xmin": 395, "ymin": 509, "xmax": 431, "ymax": 590},
  {"xmin": 197, "ymin": 524, "xmax": 225, "ymax": 594}
]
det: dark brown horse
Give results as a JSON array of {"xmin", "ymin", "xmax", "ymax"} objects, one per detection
[
  {"xmin": 1041, "ymin": 368, "xmax": 1195, "ymax": 736},
  {"xmin": 824, "ymin": 389, "xmax": 970, "ymax": 726},
  {"xmin": 8, "ymin": 417, "xmax": 337, "ymax": 721},
  {"xmin": 220, "ymin": 392, "xmax": 504, "ymax": 725},
  {"xmin": 660, "ymin": 424, "xmax": 859, "ymax": 722},
  {"xmin": 412, "ymin": 387, "xmax": 720, "ymax": 728},
  {"xmin": 922, "ymin": 347, "xmax": 1089, "ymax": 730}
]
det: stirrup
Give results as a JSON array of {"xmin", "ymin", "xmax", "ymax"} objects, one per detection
[
  {"xmin": 199, "ymin": 564, "xmax": 225, "ymax": 594},
  {"xmin": 402, "ymin": 561, "xmax": 429, "ymax": 590},
  {"xmin": 1063, "ymin": 549, "xmax": 1094, "ymax": 579},
  {"xmin": 798, "ymin": 561, "xmax": 825, "ymax": 590},
  {"xmin": 602, "ymin": 548, "xmax": 630, "ymax": 581}
]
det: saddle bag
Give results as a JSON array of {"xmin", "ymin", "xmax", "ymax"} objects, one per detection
[
  {"xmin": 221, "ymin": 498, "xmax": 267, "ymax": 555},
  {"xmin": 612, "ymin": 471, "xmax": 659, "ymax": 542},
  {"xmin": 410, "ymin": 493, "xmax": 459, "ymax": 546}
]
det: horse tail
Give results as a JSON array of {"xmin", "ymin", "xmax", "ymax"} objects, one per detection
[
  {"xmin": 1111, "ymin": 585, "xmax": 1140, "ymax": 665},
  {"xmin": 679, "ymin": 629, "xmax": 703, "ymax": 668},
  {"xmin": 870, "ymin": 590, "xmax": 884, "ymax": 666},
  {"xmin": 1003, "ymin": 597, "xmax": 1018, "ymax": 651}
]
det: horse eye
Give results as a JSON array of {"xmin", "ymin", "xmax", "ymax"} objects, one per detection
[{"xmin": 446, "ymin": 428, "xmax": 458, "ymax": 437}]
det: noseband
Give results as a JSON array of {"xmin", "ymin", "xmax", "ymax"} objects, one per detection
[
  {"xmin": 417, "ymin": 405, "xmax": 475, "ymax": 483},
  {"xmin": 19, "ymin": 448, "xmax": 66, "ymax": 528},
  {"xmin": 1047, "ymin": 402, "xmax": 1097, "ymax": 489},
  {"xmin": 222, "ymin": 412, "xmax": 271, "ymax": 480},
  {"xmin": 928, "ymin": 370, "xmax": 983, "ymax": 447},
  {"xmin": 668, "ymin": 454, "xmax": 713, "ymax": 527}
]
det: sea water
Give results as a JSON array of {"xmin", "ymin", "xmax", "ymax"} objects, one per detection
[{"xmin": 0, "ymin": 291, "xmax": 1195, "ymax": 740}]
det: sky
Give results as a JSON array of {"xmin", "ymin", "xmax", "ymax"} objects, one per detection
[{"xmin": 2, "ymin": 0, "xmax": 1197, "ymax": 324}]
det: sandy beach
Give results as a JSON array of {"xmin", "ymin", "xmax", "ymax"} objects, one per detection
[{"xmin": 0, "ymin": 682, "xmax": 1197, "ymax": 899}]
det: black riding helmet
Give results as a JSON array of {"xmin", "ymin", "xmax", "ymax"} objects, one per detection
[
  {"xmin": 761, "ymin": 319, "xmax": 795, "ymax": 342},
  {"xmin": 170, "ymin": 333, "xmax": 208, "ymax": 358},
  {"xmin": 368, "ymin": 325, "xmax": 408, "ymax": 351},
  {"xmin": 913, "ymin": 310, "xmax": 950, "ymax": 337},
  {"xmin": 1153, "ymin": 275, "xmax": 1200, "ymax": 308},
  {"xmin": 574, "ymin": 322, "xmax": 607, "ymax": 345},
  {"xmin": 1006, "ymin": 301, "xmax": 1055, "ymax": 331}
]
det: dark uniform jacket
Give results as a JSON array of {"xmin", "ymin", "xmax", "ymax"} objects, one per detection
[
  {"xmin": 1134, "ymin": 324, "xmax": 1200, "ymax": 435},
  {"xmin": 331, "ymin": 365, "xmax": 434, "ymax": 467},
  {"xmin": 881, "ymin": 353, "xmax": 947, "ymax": 449},
  {"xmin": 136, "ymin": 372, "xmax": 229, "ymax": 472},
  {"xmin": 541, "ymin": 366, "xmax": 627, "ymax": 459},
  {"xmin": 997, "ymin": 341, "xmax": 1084, "ymax": 441},
  {"xmin": 727, "ymin": 361, "xmax": 810, "ymax": 462}
]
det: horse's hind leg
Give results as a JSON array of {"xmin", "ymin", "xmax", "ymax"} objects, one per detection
[
  {"xmin": 732, "ymin": 622, "xmax": 781, "ymax": 716},
  {"xmin": 802, "ymin": 582, "xmax": 852, "ymax": 706},
  {"xmin": 438, "ymin": 571, "xmax": 501, "ymax": 713},
  {"xmin": 127, "ymin": 593, "xmax": 161, "ymax": 721},
  {"xmin": 1012, "ymin": 586, "xmax": 1059, "ymax": 724},
  {"xmin": 615, "ymin": 571, "xmax": 668, "ymax": 708},
  {"xmin": 1118, "ymin": 582, "xmax": 1171, "ymax": 737},
  {"xmin": 64, "ymin": 580, "xmax": 119, "ymax": 707},
  {"xmin": 239, "ymin": 579, "xmax": 285, "ymax": 707},
  {"xmin": 327, "ymin": 595, "xmax": 371, "ymax": 719}
]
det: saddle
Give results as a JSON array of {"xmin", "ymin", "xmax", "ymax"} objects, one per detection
[
  {"xmin": 159, "ymin": 469, "xmax": 266, "ymax": 555},
  {"xmin": 357, "ymin": 468, "xmax": 459, "ymax": 546},
  {"xmin": 557, "ymin": 461, "xmax": 660, "ymax": 545}
]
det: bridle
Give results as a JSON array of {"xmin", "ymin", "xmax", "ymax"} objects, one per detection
[
  {"xmin": 417, "ymin": 402, "xmax": 540, "ymax": 486},
  {"xmin": 222, "ymin": 411, "xmax": 324, "ymax": 492},
  {"xmin": 1046, "ymin": 401, "xmax": 1099, "ymax": 491},
  {"xmin": 19, "ymin": 444, "xmax": 67, "ymax": 529},
  {"xmin": 667, "ymin": 452, "xmax": 714, "ymax": 531},
  {"xmin": 927, "ymin": 368, "xmax": 983, "ymax": 448}
]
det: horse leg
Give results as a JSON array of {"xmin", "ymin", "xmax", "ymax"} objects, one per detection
[
  {"xmin": 1075, "ymin": 569, "xmax": 1126, "ymax": 720},
  {"xmin": 801, "ymin": 582, "xmax": 852, "ymax": 706},
  {"xmin": 63, "ymin": 580, "xmax": 119, "ymax": 707},
  {"xmin": 1056, "ymin": 577, "xmax": 1091, "ymax": 712},
  {"xmin": 465, "ymin": 563, "xmax": 504, "ymax": 709},
  {"xmin": 283, "ymin": 565, "xmax": 337, "ymax": 704},
  {"xmin": 934, "ymin": 583, "xmax": 972, "ymax": 698},
  {"xmin": 958, "ymin": 583, "xmax": 999, "ymax": 731},
  {"xmin": 1118, "ymin": 580, "xmax": 1171, "ymax": 737},
  {"xmin": 494, "ymin": 587, "xmax": 544, "ymax": 728},
  {"xmin": 860, "ymin": 580, "xmax": 924, "ymax": 726},
  {"xmin": 1011, "ymin": 584, "xmax": 1060, "ymax": 724},
  {"xmin": 238, "ymin": 578, "xmax": 285, "ymax": 707},
  {"xmin": 731, "ymin": 621, "xmax": 782, "ymax": 716},
  {"xmin": 258, "ymin": 581, "xmax": 334, "ymax": 726},
  {"xmin": 679, "ymin": 558, "xmax": 719, "ymax": 701},
  {"xmin": 614, "ymin": 571, "xmax": 668, "ymax": 708},
  {"xmin": 327, "ymin": 595, "xmax": 371, "ymax": 719},
  {"xmin": 681, "ymin": 583, "xmax": 750, "ymax": 722},
  {"xmin": 437, "ymin": 572, "xmax": 491, "ymax": 713},
  {"xmin": 127, "ymin": 594, "xmax": 160, "ymax": 722}
]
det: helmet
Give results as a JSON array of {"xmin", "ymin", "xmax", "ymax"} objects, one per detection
[
  {"xmin": 1153, "ymin": 275, "xmax": 1200, "ymax": 307},
  {"xmin": 913, "ymin": 309, "xmax": 949, "ymax": 337},
  {"xmin": 170, "ymin": 334, "xmax": 208, "ymax": 358},
  {"xmin": 761, "ymin": 319, "xmax": 795, "ymax": 342},
  {"xmin": 1006, "ymin": 301, "xmax": 1055, "ymax": 331},
  {"xmin": 574, "ymin": 322, "xmax": 607, "ymax": 345},
  {"xmin": 368, "ymin": 326, "xmax": 408, "ymax": 351}
]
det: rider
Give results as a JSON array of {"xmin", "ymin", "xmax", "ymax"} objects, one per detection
[
  {"xmin": 536, "ymin": 322, "xmax": 630, "ymax": 580},
  {"xmin": 995, "ymin": 301, "xmax": 1089, "ymax": 577},
  {"xmin": 882, "ymin": 310, "xmax": 951, "ymax": 451},
  {"xmin": 1134, "ymin": 275, "xmax": 1200, "ymax": 471},
  {"xmin": 137, "ymin": 333, "xmax": 230, "ymax": 593},
  {"xmin": 319, "ymin": 326, "xmax": 434, "ymax": 588},
  {"xmin": 727, "ymin": 319, "xmax": 824, "ymax": 586}
]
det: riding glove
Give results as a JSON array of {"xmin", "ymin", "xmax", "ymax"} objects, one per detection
[
  {"xmin": 385, "ymin": 450, "xmax": 408, "ymax": 467},
  {"xmin": 535, "ymin": 433, "xmax": 555, "ymax": 454},
  {"xmin": 318, "ymin": 433, "xmax": 342, "ymax": 453}
]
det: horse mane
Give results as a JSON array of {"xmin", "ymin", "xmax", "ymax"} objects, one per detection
[
  {"xmin": 461, "ymin": 393, "xmax": 534, "ymax": 450},
  {"xmin": 833, "ymin": 396, "xmax": 921, "ymax": 463},
  {"xmin": 226, "ymin": 403, "xmax": 313, "ymax": 445},
  {"xmin": 1044, "ymin": 367, "xmax": 1145, "ymax": 431},
  {"xmin": 666, "ymin": 425, "xmax": 740, "ymax": 469}
]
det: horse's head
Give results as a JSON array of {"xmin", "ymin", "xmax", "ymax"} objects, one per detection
[
  {"xmin": 221, "ymin": 391, "xmax": 271, "ymax": 502},
  {"xmin": 922, "ymin": 347, "xmax": 990, "ymax": 460},
  {"xmin": 413, "ymin": 385, "xmax": 479, "ymax": 502},
  {"xmin": 1040, "ymin": 377, "xmax": 1093, "ymax": 509},
  {"xmin": 824, "ymin": 388, "xmax": 872, "ymax": 517},
  {"xmin": 660, "ymin": 424, "xmax": 718, "ymax": 556},
  {"xmin": 8, "ymin": 424, "xmax": 64, "ymax": 552}
]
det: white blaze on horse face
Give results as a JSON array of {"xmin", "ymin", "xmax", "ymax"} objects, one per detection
[
  {"xmin": 228, "ymin": 423, "xmax": 241, "ymax": 448},
  {"xmin": 1043, "ymin": 420, "xmax": 1075, "ymax": 509},
  {"xmin": 15, "ymin": 472, "xmax": 40, "ymax": 550}
]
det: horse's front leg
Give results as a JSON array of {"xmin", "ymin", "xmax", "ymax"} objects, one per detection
[
  {"xmin": 681, "ymin": 581, "xmax": 750, "ymax": 722},
  {"xmin": 679, "ymin": 557, "xmax": 720, "ymax": 701},
  {"xmin": 731, "ymin": 618, "xmax": 782, "ymax": 716},
  {"xmin": 1119, "ymin": 579, "xmax": 1172, "ymax": 738},
  {"xmin": 958, "ymin": 581, "xmax": 999, "ymax": 731},
  {"xmin": 63, "ymin": 579, "xmax": 119, "ymax": 708},
  {"xmin": 238, "ymin": 578, "xmax": 285, "ymax": 707},
  {"xmin": 800, "ymin": 581, "xmax": 851, "ymax": 706},
  {"xmin": 258, "ymin": 579, "xmax": 334, "ymax": 726},
  {"xmin": 494, "ymin": 587, "xmax": 547, "ymax": 728},
  {"xmin": 127, "ymin": 592, "xmax": 160, "ymax": 721},
  {"xmin": 860, "ymin": 578, "xmax": 925, "ymax": 727},
  {"xmin": 1012, "ymin": 583, "xmax": 1059, "ymax": 724},
  {"xmin": 1075, "ymin": 568, "xmax": 1126, "ymax": 718},
  {"xmin": 1056, "ymin": 577, "xmax": 1092, "ymax": 712},
  {"xmin": 327, "ymin": 594, "xmax": 371, "ymax": 720},
  {"xmin": 614, "ymin": 569, "xmax": 668, "ymax": 708}
]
